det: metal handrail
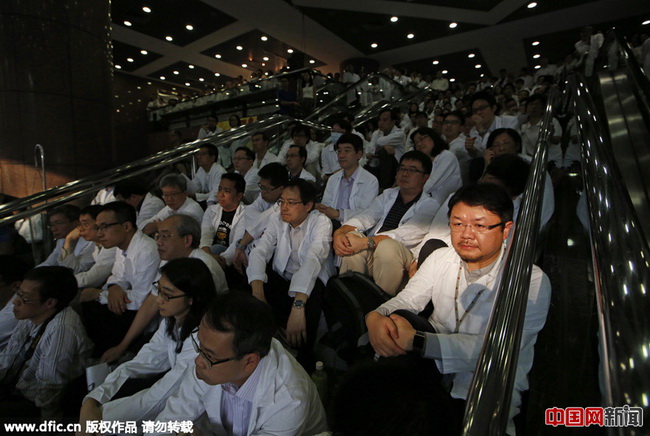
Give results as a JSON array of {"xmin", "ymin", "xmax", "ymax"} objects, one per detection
[
  {"xmin": 571, "ymin": 73, "xmax": 650, "ymax": 421},
  {"xmin": 0, "ymin": 115, "xmax": 328, "ymax": 227},
  {"xmin": 463, "ymin": 86, "xmax": 559, "ymax": 434}
]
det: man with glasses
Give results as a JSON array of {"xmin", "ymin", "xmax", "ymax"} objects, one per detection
[
  {"xmin": 79, "ymin": 202, "xmax": 159, "ymax": 357},
  {"xmin": 442, "ymin": 111, "xmax": 471, "ymax": 184},
  {"xmin": 37, "ymin": 204, "xmax": 95, "ymax": 272},
  {"xmin": 366, "ymin": 184, "xmax": 551, "ymax": 436},
  {"xmin": 151, "ymin": 291, "xmax": 327, "ymax": 435},
  {"xmin": 334, "ymin": 150, "xmax": 440, "ymax": 296},
  {"xmin": 232, "ymin": 147, "xmax": 260, "ymax": 204},
  {"xmin": 232, "ymin": 163, "xmax": 288, "ymax": 274},
  {"xmin": 467, "ymin": 91, "xmax": 519, "ymax": 156},
  {"xmin": 141, "ymin": 174, "xmax": 204, "ymax": 236},
  {"xmin": 367, "ymin": 107, "xmax": 407, "ymax": 190},
  {"xmin": 285, "ymin": 145, "xmax": 316, "ymax": 183},
  {"xmin": 0, "ymin": 266, "xmax": 93, "ymax": 419},
  {"xmin": 184, "ymin": 144, "xmax": 225, "ymax": 207},
  {"xmin": 247, "ymin": 179, "xmax": 334, "ymax": 368}
]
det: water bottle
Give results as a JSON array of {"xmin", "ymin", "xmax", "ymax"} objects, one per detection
[{"xmin": 311, "ymin": 361, "xmax": 328, "ymax": 404}]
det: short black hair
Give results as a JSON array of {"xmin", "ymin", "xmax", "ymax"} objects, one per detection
[
  {"xmin": 0, "ymin": 255, "xmax": 30, "ymax": 286},
  {"xmin": 335, "ymin": 133, "xmax": 363, "ymax": 153},
  {"xmin": 379, "ymin": 107, "xmax": 399, "ymax": 122},
  {"xmin": 80, "ymin": 204, "xmax": 104, "ymax": 220},
  {"xmin": 114, "ymin": 178, "xmax": 148, "ymax": 200},
  {"xmin": 235, "ymin": 146, "xmax": 255, "ymax": 161},
  {"xmin": 447, "ymin": 184, "xmax": 514, "ymax": 223},
  {"xmin": 470, "ymin": 91, "xmax": 497, "ymax": 109},
  {"xmin": 414, "ymin": 111, "xmax": 428, "ymax": 119},
  {"xmin": 486, "ymin": 128, "xmax": 522, "ymax": 154},
  {"xmin": 526, "ymin": 93, "xmax": 547, "ymax": 107},
  {"xmin": 290, "ymin": 124, "xmax": 310, "ymax": 138},
  {"xmin": 100, "ymin": 201, "xmax": 138, "ymax": 229},
  {"xmin": 203, "ymin": 291, "xmax": 276, "ymax": 358},
  {"xmin": 24, "ymin": 266, "xmax": 77, "ymax": 310},
  {"xmin": 258, "ymin": 162, "xmax": 289, "ymax": 188},
  {"xmin": 251, "ymin": 131, "xmax": 269, "ymax": 142},
  {"xmin": 411, "ymin": 127, "xmax": 449, "ymax": 158},
  {"xmin": 283, "ymin": 179, "xmax": 318, "ymax": 205},
  {"xmin": 200, "ymin": 144, "xmax": 219, "ymax": 160},
  {"xmin": 483, "ymin": 154, "xmax": 530, "ymax": 198},
  {"xmin": 400, "ymin": 150, "xmax": 433, "ymax": 175},
  {"xmin": 159, "ymin": 174, "xmax": 187, "ymax": 192},
  {"xmin": 221, "ymin": 172, "xmax": 246, "ymax": 195},
  {"xmin": 288, "ymin": 144, "xmax": 307, "ymax": 163},
  {"xmin": 332, "ymin": 119, "xmax": 353, "ymax": 133},
  {"xmin": 445, "ymin": 110, "xmax": 465, "ymax": 125},
  {"xmin": 48, "ymin": 205, "xmax": 80, "ymax": 223}
]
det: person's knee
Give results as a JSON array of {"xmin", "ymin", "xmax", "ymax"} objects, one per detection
[{"xmin": 375, "ymin": 239, "xmax": 410, "ymax": 265}]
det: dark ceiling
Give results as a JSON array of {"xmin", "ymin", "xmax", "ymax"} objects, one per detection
[{"xmin": 110, "ymin": 0, "xmax": 650, "ymax": 96}]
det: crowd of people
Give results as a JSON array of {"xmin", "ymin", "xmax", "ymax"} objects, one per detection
[{"xmin": 1, "ymin": 24, "xmax": 629, "ymax": 435}]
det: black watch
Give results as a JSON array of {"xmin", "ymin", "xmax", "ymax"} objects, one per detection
[{"xmin": 412, "ymin": 331, "xmax": 426, "ymax": 356}]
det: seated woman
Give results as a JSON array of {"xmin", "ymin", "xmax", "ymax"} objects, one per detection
[{"xmin": 78, "ymin": 257, "xmax": 216, "ymax": 427}]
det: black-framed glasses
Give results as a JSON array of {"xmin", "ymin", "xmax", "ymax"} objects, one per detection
[
  {"xmin": 397, "ymin": 166, "xmax": 425, "ymax": 175},
  {"xmin": 277, "ymin": 199, "xmax": 303, "ymax": 207},
  {"xmin": 449, "ymin": 222, "xmax": 505, "ymax": 233},
  {"xmin": 154, "ymin": 232, "xmax": 177, "ymax": 241},
  {"xmin": 257, "ymin": 183, "xmax": 281, "ymax": 194},
  {"xmin": 152, "ymin": 281, "xmax": 186, "ymax": 302},
  {"xmin": 15, "ymin": 291, "xmax": 41, "ymax": 304},
  {"xmin": 94, "ymin": 222, "xmax": 122, "ymax": 232},
  {"xmin": 190, "ymin": 330, "xmax": 243, "ymax": 367}
]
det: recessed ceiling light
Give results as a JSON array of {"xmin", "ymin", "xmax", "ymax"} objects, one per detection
[
  {"xmin": 160, "ymin": 76, "xmax": 165, "ymax": 80},
  {"xmin": 532, "ymin": 41, "xmax": 540, "ymax": 46},
  {"xmin": 442, "ymin": 70, "xmax": 448, "ymax": 74},
  {"xmin": 527, "ymin": 2, "xmax": 537, "ymax": 8},
  {"xmin": 480, "ymin": 73, "xmax": 485, "ymax": 78},
  {"xmin": 432, "ymin": 60, "xmax": 439, "ymax": 65},
  {"xmin": 165, "ymin": 36, "xmax": 173, "ymax": 42},
  {"xmin": 242, "ymin": 63, "xmax": 248, "ymax": 68},
  {"xmin": 534, "ymin": 65, "xmax": 541, "ymax": 69},
  {"xmin": 449, "ymin": 78, "xmax": 456, "ymax": 82},
  {"xmin": 173, "ymin": 71, "xmax": 179, "ymax": 75},
  {"xmin": 407, "ymin": 33, "xmax": 415, "ymax": 39},
  {"xmin": 137, "ymin": 86, "xmax": 141, "ymax": 90},
  {"xmin": 262, "ymin": 63, "xmax": 266, "ymax": 66},
  {"xmin": 533, "ymin": 54, "xmax": 541, "ymax": 59},
  {"xmin": 185, "ymin": 83, "xmax": 190, "ymax": 86},
  {"xmin": 186, "ymin": 24, "xmax": 194, "ymax": 31},
  {"xmin": 142, "ymin": 6, "xmax": 151, "ymax": 13},
  {"xmin": 115, "ymin": 65, "xmax": 122, "ymax": 69},
  {"xmin": 199, "ymin": 78, "xmax": 204, "ymax": 82},
  {"xmin": 261, "ymin": 36, "xmax": 268, "ymax": 41},
  {"xmin": 309, "ymin": 60, "xmax": 315, "ymax": 64},
  {"xmin": 371, "ymin": 43, "xmax": 378, "ymax": 49},
  {"xmin": 263, "ymin": 56, "xmax": 269, "ymax": 61},
  {"xmin": 188, "ymin": 65, "xmax": 194, "ymax": 69},
  {"xmin": 236, "ymin": 45, "xmax": 243, "ymax": 51},
  {"xmin": 126, "ymin": 58, "xmax": 134, "ymax": 63},
  {"xmin": 215, "ymin": 73, "xmax": 220, "ymax": 77},
  {"xmin": 449, "ymin": 22, "xmax": 458, "ymax": 29},
  {"xmin": 140, "ymin": 50, "xmax": 148, "ymax": 55},
  {"xmin": 147, "ymin": 82, "xmax": 152, "ymax": 85},
  {"xmin": 475, "ymin": 64, "xmax": 481, "ymax": 69},
  {"xmin": 287, "ymin": 49, "xmax": 294, "ymax": 54},
  {"xmin": 643, "ymin": 20, "xmax": 650, "ymax": 25},
  {"xmin": 215, "ymin": 54, "xmax": 222, "ymax": 59},
  {"xmin": 468, "ymin": 53, "xmax": 475, "ymax": 58},
  {"xmin": 124, "ymin": 21, "xmax": 132, "ymax": 27},
  {"xmin": 390, "ymin": 16, "xmax": 399, "ymax": 23}
]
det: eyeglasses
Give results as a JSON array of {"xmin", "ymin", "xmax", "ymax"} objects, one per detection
[
  {"xmin": 277, "ymin": 199, "xmax": 303, "ymax": 207},
  {"xmin": 191, "ymin": 330, "xmax": 243, "ymax": 367},
  {"xmin": 397, "ymin": 166, "xmax": 425, "ymax": 175},
  {"xmin": 258, "ymin": 183, "xmax": 281, "ymax": 194},
  {"xmin": 232, "ymin": 156, "xmax": 253, "ymax": 161},
  {"xmin": 95, "ymin": 222, "xmax": 122, "ymax": 232},
  {"xmin": 162, "ymin": 192, "xmax": 184, "ymax": 199},
  {"xmin": 154, "ymin": 232, "xmax": 177, "ymax": 240},
  {"xmin": 152, "ymin": 281, "xmax": 186, "ymax": 302},
  {"xmin": 449, "ymin": 222, "xmax": 505, "ymax": 233},
  {"xmin": 472, "ymin": 104, "xmax": 492, "ymax": 114},
  {"xmin": 15, "ymin": 291, "xmax": 40, "ymax": 304}
]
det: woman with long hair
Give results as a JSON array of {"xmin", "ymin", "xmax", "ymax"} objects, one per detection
[{"xmin": 79, "ymin": 257, "xmax": 217, "ymax": 427}]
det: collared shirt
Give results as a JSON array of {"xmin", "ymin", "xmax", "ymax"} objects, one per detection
[
  {"xmin": 285, "ymin": 216, "xmax": 310, "ymax": 279},
  {"xmin": 141, "ymin": 197, "xmax": 205, "ymax": 228},
  {"xmin": 220, "ymin": 357, "xmax": 265, "ymax": 436},
  {"xmin": 37, "ymin": 237, "xmax": 95, "ymax": 272},
  {"xmin": 72, "ymin": 244, "xmax": 117, "ymax": 288},
  {"xmin": 378, "ymin": 192, "xmax": 421, "ymax": 234},
  {"xmin": 200, "ymin": 203, "xmax": 247, "ymax": 266},
  {"xmin": 253, "ymin": 151, "xmax": 281, "ymax": 170},
  {"xmin": 136, "ymin": 193, "xmax": 165, "ymax": 229},
  {"xmin": 321, "ymin": 166, "xmax": 379, "ymax": 223},
  {"xmin": 335, "ymin": 168, "xmax": 358, "ymax": 212},
  {"xmin": 185, "ymin": 163, "xmax": 226, "ymax": 204}
]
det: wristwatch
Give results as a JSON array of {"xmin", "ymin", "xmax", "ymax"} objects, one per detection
[
  {"xmin": 235, "ymin": 238, "xmax": 247, "ymax": 250},
  {"xmin": 292, "ymin": 299, "xmax": 305, "ymax": 309},
  {"xmin": 412, "ymin": 331, "xmax": 426, "ymax": 356},
  {"xmin": 367, "ymin": 237, "xmax": 376, "ymax": 251}
]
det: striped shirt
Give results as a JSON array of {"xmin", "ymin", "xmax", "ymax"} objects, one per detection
[{"xmin": 378, "ymin": 192, "xmax": 422, "ymax": 234}]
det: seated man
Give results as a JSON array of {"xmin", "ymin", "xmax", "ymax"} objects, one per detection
[
  {"xmin": 197, "ymin": 116, "xmax": 222, "ymax": 140},
  {"xmin": 320, "ymin": 119, "xmax": 353, "ymax": 180},
  {"xmin": 200, "ymin": 173, "xmax": 247, "ymax": 271},
  {"xmin": 466, "ymin": 91, "xmax": 519, "ymax": 156},
  {"xmin": 316, "ymin": 133, "xmax": 379, "ymax": 226},
  {"xmin": 184, "ymin": 144, "xmax": 226, "ymax": 206},
  {"xmin": 114, "ymin": 178, "xmax": 165, "ymax": 229},
  {"xmin": 141, "ymin": 174, "xmax": 204, "ymax": 236},
  {"xmin": 80, "ymin": 202, "xmax": 160, "ymax": 356},
  {"xmin": 366, "ymin": 184, "xmax": 551, "ymax": 436},
  {"xmin": 366, "ymin": 107, "xmax": 406, "ymax": 190},
  {"xmin": 251, "ymin": 131, "xmax": 281, "ymax": 170},
  {"xmin": 247, "ymin": 180, "xmax": 334, "ymax": 365},
  {"xmin": 232, "ymin": 163, "xmax": 288, "ymax": 274},
  {"xmin": 148, "ymin": 291, "xmax": 327, "ymax": 436},
  {"xmin": 0, "ymin": 256, "xmax": 30, "ymax": 352},
  {"xmin": 62, "ymin": 205, "xmax": 116, "ymax": 289},
  {"xmin": 0, "ymin": 266, "xmax": 93, "ymax": 419},
  {"xmin": 334, "ymin": 150, "xmax": 440, "ymax": 296},
  {"xmin": 232, "ymin": 147, "xmax": 260, "ymax": 204},
  {"xmin": 37, "ymin": 205, "xmax": 94, "ymax": 272},
  {"xmin": 278, "ymin": 125, "xmax": 323, "ymax": 180},
  {"xmin": 286, "ymin": 144, "xmax": 317, "ymax": 183}
]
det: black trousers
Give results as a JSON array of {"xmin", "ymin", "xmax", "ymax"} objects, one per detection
[{"xmin": 81, "ymin": 301, "xmax": 137, "ymax": 358}]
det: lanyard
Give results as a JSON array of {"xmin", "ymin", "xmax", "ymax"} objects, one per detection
[{"xmin": 453, "ymin": 265, "xmax": 486, "ymax": 334}]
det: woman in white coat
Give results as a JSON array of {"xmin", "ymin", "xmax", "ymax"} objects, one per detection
[{"xmin": 78, "ymin": 258, "xmax": 216, "ymax": 429}]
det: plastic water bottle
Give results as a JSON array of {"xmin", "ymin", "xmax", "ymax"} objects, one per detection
[{"xmin": 311, "ymin": 361, "xmax": 328, "ymax": 404}]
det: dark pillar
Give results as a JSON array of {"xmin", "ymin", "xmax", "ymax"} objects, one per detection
[{"xmin": 0, "ymin": 0, "xmax": 113, "ymax": 198}]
